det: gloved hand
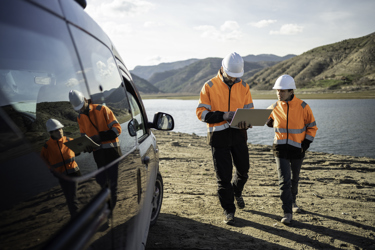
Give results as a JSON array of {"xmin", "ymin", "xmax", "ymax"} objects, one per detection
[
  {"xmin": 266, "ymin": 118, "xmax": 274, "ymax": 127},
  {"xmin": 237, "ymin": 121, "xmax": 252, "ymax": 129},
  {"xmin": 301, "ymin": 139, "xmax": 311, "ymax": 152},
  {"xmin": 223, "ymin": 111, "xmax": 235, "ymax": 121},
  {"xmin": 90, "ymin": 135, "xmax": 101, "ymax": 144},
  {"xmin": 83, "ymin": 145, "xmax": 93, "ymax": 153}
]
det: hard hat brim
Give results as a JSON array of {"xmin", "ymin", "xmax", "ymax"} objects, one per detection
[
  {"xmin": 272, "ymin": 86, "xmax": 296, "ymax": 90},
  {"xmin": 47, "ymin": 124, "xmax": 64, "ymax": 132},
  {"xmin": 73, "ymin": 101, "xmax": 84, "ymax": 111},
  {"xmin": 224, "ymin": 69, "xmax": 244, "ymax": 78}
]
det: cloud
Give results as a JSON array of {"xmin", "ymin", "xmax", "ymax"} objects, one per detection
[
  {"xmin": 87, "ymin": 0, "xmax": 154, "ymax": 19},
  {"xmin": 100, "ymin": 22, "xmax": 133, "ymax": 36},
  {"xmin": 145, "ymin": 55, "xmax": 163, "ymax": 65},
  {"xmin": 144, "ymin": 21, "xmax": 165, "ymax": 28},
  {"xmin": 194, "ymin": 21, "xmax": 243, "ymax": 41},
  {"xmin": 65, "ymin": 78, "xmax": 80, "ymax": 87},
  {"xmin": 249, "ymin": 19, "xmax": 277, "ymax": 28},
  {"xmin": 270, "ymin": 24, "xmax": 304, "ymax": 35},
  {"xmin": 109, "ymin": 0, "xmax": 154, "ymax": 15}
]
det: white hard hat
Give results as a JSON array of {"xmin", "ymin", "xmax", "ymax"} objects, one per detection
[
  {"xmin": 46, "ymin": 119, "xmax": 64, "ymax": 132},
  {"xmin": 69, "ymin": 90, "xmax": 85, "ymax": 111},
  {"xmin": 273, "ymin": 74, "xmax": 296, "ymax": 90},
  {"xmin": 222, "ymin": 52, "xmax": 244, "ymax": 78}
]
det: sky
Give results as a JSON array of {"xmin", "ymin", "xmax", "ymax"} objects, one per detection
[{"xmin": 85, "ymin": 0, "xmax": 375, "ymax": 70}]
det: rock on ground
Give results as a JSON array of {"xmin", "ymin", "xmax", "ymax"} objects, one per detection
[{"xmin": 147, "ymin": 131, "xmax": 375, "ymax": 250}]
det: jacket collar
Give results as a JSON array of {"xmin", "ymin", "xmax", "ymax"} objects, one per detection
[
  {"xmin": 280, "ymin": 94, "xmax": 296, "ymax": 104},
  {"xmin": 217, "ymin": 70, "xmax": 241, "ymax": 87}
]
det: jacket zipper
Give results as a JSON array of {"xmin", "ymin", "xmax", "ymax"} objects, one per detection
[
  {"xmin": 57, "ymin": 140, "xmax": 68, "ymax": 174},
  {"xmin": 286, "ymin": 101, "xmax": 289, "ymax": 158},
  {"xmin": 228, "ymin": 85, "xmax": 231, "ymax": 111}
]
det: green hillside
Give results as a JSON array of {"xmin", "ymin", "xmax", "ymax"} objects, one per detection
[{"xmin": 247, "ymin": 32, "xmax": 375, "ymax": 90}]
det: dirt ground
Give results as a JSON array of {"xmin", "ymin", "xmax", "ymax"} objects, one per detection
[{"xmin": 146, "ymin": 131, "xmax": 375, "ymax": 250}]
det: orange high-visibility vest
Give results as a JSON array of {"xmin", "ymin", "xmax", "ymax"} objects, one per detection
[
  {"xmin": 77, "ymin": 104, "xmax": 121, "ymax": 150},
  {"xmin": 269, "ymin": 96, "xmax": 317, "ymax": 148},
  {"xmin": 196, "ymin": 70, "xmax": 253, "ymax": 133},
  {"xmin": 41, "ymin": 137, "xmax": 79, "ymax": 174}
]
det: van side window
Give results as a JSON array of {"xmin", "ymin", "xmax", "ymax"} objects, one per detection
[
  {"xmin": 69, "ymin": 25, "xmax": 135, "ymax": 155},
  {"xmin": 124, "ymin": 80, "xmax": 147, "ymax": 141}
]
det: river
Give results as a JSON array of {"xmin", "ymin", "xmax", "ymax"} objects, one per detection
[{"xmin": 143, "ymin": 98, "xmax": 375, "ymax": 159}]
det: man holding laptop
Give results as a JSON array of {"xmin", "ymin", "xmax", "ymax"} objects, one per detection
[{"xmin": 196, "ymin": 52, "xmax": 253, "ymax": 225}]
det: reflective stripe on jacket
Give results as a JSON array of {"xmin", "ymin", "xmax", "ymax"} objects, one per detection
[
  {"xmin": 196, "ymin": 70, "xmax": 253, "ymax": 146},
  {"xmin": 41, "ymin": 136, "xmax": 79, "ymax": 174},
  {"xmin": 269, "ymin": 95, "xmax": 317, "ymax": 153},
  {"xmin": 77, "ymin": 104, "xmax": 121, "ymax": 149}
]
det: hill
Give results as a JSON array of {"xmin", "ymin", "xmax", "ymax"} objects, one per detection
[
  {"xmin": 247, "ymin": 32, "xmax": 375, "ymax": 90},
  {"xmin": 131, "ymin": 59, "xmax": 199, "ymax": 80},
  {"xmin": 130, "ymin": 54, "xmax": 293, "ymax": 94},
  {"xmin": 130, "ymin": 74, "xmax": 160, "ymax": 94},
  {"xmin": 243, "ymin": 54, "xmax": 295, "ymax": 62},
  {"xmin": 150, "ymin": 58, "xmax": 275, "ymax": 94}
]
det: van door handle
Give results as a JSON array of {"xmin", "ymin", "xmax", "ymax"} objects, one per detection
[{"xmin": 142, "ymin": 156, "xmax": 150, "ymax": 167}]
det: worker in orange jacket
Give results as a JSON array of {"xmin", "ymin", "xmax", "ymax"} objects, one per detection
[
  {"xmin": 69, "ymin": 90, "xmax": 122, "ymax": 168},
  {"xmin": 196, "ymin": 52, "xmax": 253, "ymax": 225},
  {"xmin": 267, "ymin": 75, "xmax": 318, "ymax": 225},
  {"xmin": 41, "ymin": 118, "xmax": 81, "ymax": 216},
  {"xmin": 69, "ymin": 90, "xmax": 122, "ymax": 209}
]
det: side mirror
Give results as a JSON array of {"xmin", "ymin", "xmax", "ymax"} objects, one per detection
[
  {"xmin": 128, "ymin": 119, "xmax": 137, "ymax": 137},
  {"xmin": 148, "ymin": 112, "xmax": 174, "ymax": 131}
]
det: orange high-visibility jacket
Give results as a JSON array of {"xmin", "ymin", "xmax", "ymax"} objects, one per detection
[
  {"xmin": 269, "ymin": 96, "xmax": 317, "ymax": 150},
  {"xmin": 77, "ymin": 104, "xmax": 121, "ymax": 150},
  {"xmin": 41, "ymin": 136, "xmax": 79, "ymax": 175},
  {"xmin": 196, "ymin": 70, "xmax": 253, "ymax": 145}
]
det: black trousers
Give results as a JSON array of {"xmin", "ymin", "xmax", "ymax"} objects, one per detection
[
  {"xmin": 59, "ymin": 170, "xmax": 82, "ymax": 217},
  {"xmin": 211, "ymin": 142, "xmax": 250, "ymax": 214},
  {"xmin": 93, "ymin": 147, "xmax": 121, "ymax": 208},
  {"xmin": 275, "ymin": 157, "xmax": 303, "ymax": 214}
]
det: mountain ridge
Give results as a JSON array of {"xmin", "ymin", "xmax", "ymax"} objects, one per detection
[{"xmin": 130, "ymin": 32, "xmax": 375, "ymax": 94}]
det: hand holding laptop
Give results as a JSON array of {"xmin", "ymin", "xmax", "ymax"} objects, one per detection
[
  {"xmin": 224, "ymin": 111, "xmax": 252, "ymax": 129},
  {"xmin": 229, "ymin": 109, "xmax": 273, "ymax": 128}
]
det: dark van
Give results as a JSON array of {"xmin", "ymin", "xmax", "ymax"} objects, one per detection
[{"xmin": 0, "ymin": 0, "xmax": 173, "ymax": 249}]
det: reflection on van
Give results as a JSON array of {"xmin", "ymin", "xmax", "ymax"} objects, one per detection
[{"xmin": 0, "ymin": 0, "xmax": 174, "ymax": 249}]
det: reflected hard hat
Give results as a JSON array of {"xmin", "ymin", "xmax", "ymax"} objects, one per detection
[
  {"xmin": 69, "ymin": 90, "xmax": 85, "ymax": 111},
  {"xmin": 222, "ymin": 52, "xmax": 244, "ymax": 78},
  {"xmin": 46, "ymin": 119, "xmax": 64, "ymax": 132},
  {"xmin": 273, "ymin": 74, "xmax": 296, "ymax": 90}
]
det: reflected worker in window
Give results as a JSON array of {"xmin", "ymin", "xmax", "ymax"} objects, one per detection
[
  {"xmin": 41, "ymin": 119, "xmax": 81, "ymax": 217},
  {"xmin": 68, "ymin": 90, "xmax": 122, "ymax": 168}
]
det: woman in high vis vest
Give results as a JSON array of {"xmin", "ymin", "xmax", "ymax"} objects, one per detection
[
  {"xmin": 41, "ymin": 119, "xmax": 81, "ymax": 216},
  {"xmin": 267, "ymin": 75, "xmax": 318, "ymax": 225},
  {"xmin": 196, "ymin": 52, "xmax": 253, "ymax": 225}
]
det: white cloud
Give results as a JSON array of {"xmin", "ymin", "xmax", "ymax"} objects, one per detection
[
  {"xmin": 100, "ymin": 22, "xmax": 133, "ymax": 36},
  {"xmin": 194, "ymin": 21, "xmax": 243, "ymax": 41},
  {"xmin": 145, "ymin": 55, "xmax": 163, "ymax": 65},
  {"xmin": 87, "ymin": 0, "xmax": 154, "ymax": 19},
  {"xmin": 249, "ymin": 19, "xmax": 277, "ymax": 28},
  {"xmin": 270, "ymin": 24, "xmax": 304, "ymax": 35},
  {"xmin": 65, "ymin": 78, "xmax": 80, "ymax": 87},
  {"xmin": 220, "ymin": 21, "xmax": 240, "ymax": 32},
  {"xmin": 144, "ymin": 21, "xmax": 165, "ymax": 28},
  {"xmin": 108, "ymin": 0, "xmax": 154, "ymax": 16}
]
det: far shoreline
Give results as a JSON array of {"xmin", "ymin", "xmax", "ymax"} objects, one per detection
[{"xmin": 141, "ymin": 90, "xmax": 375, "ymax": 100}]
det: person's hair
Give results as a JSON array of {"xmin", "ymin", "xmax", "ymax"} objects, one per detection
[{"xmin": 288, "ymin": 89, "xmax": 294, "ymax": 93}]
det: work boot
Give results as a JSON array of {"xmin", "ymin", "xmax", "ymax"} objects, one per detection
[
  {"xmin": 281, "ymin": 213, "xmax": 292, "ymax": 225},
  {"xmin": 235, "ymin": 196, "xmax": 245, "ymax": 209},
  {"xmin": 223, "ymin": 213, "xmax": 235, "ymax": 225},
  {"xmin": 292, "ymin": 203, "xmax": 301, "ymax": 213}
]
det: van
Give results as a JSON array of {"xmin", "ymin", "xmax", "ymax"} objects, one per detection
[{"xmin": 0, "ymin": 0, "xmax": 173, "ymax": 249}]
